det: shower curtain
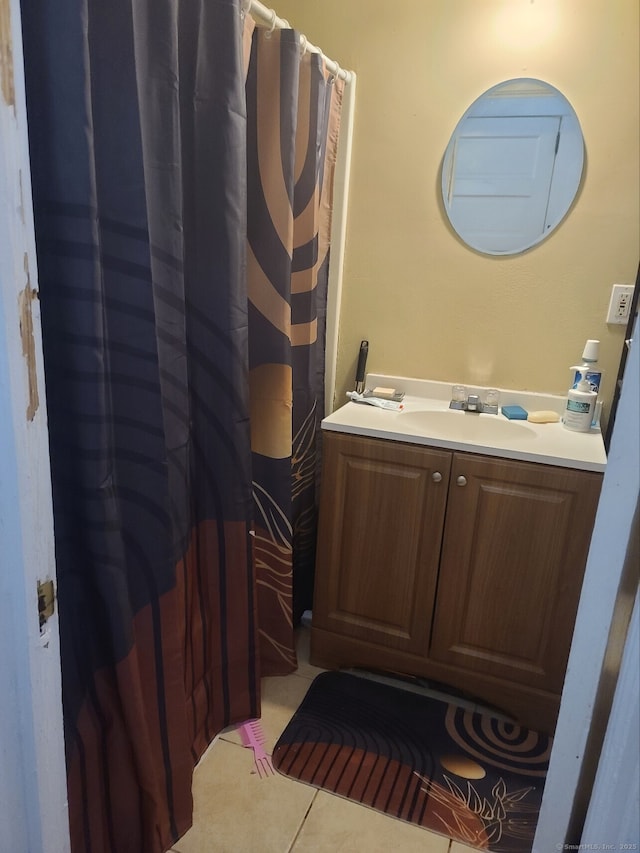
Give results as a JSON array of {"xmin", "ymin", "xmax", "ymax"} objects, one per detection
[
  {"xmin": 20, "ymin": 0, "xmax": 344, "ymax": 851},
  {"xmin": 246, "ymin": 25, "xmax": 344, "ymax": 673}
]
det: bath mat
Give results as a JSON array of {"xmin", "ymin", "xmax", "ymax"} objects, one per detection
[{"xmin": 272, "ymin": 671, "xmax": 551, "ymax": 852}]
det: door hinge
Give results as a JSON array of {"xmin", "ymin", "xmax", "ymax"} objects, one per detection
[{"xmin": 37, "ymin": 579, "xmax": 55, "ymax": 629}]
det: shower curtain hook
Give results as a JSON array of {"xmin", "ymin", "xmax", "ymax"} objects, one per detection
[
  {"xmin": 240, "ymin": 0, "xmax": 251, "ymax": 17},
  {"xmin": 265, "ymin": 8, "xmax": 277, "ymax": 37},
  {"xmin": 330, "ymin": 62, "xmax": 341, "ymax": 83},
  {"xmin": 299, "ymin": 34, "xmax": 308, "ymax": 57}
]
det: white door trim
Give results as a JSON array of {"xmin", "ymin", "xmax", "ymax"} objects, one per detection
[
  {"xmin": 581, "ymin": 589, "xmax": 639, "ymax": 843},
  {"xmin": 534, "ymin": 321, "xmax": 639, "ymax": 848},
  {"xmin": 0, "ymin": 0, "xmax": 70, "ymax": 850}
]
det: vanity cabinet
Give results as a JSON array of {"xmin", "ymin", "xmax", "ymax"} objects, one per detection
[
  {"xmin": 310, "ymin": 431, "xmax": 603, "ymax": 733},
  {"xmin": 312, "ymin": 434, "xmax": 451, "ymax": 655}
]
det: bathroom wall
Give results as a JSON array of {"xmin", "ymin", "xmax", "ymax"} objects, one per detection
[{"xmin": 273, "ymin": 0, "xmax": 639, "ymax": 420}]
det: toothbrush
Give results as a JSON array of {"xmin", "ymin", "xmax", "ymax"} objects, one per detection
[
  {"xmin": 237, "ymin": 719, "xmax": 275, "ymax": 779},
  {"xmin": 354, "ymin": 340, "xmax": 368, "ymax": 393}
]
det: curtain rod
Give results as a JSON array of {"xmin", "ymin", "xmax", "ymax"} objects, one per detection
[{"xmin": 246, "ymin": 0, "xmax": 351, "ymax": 82}]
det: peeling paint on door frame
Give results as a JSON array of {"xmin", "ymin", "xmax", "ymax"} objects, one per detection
[
  {"xmin": 18, "ymin": 253, "xmax": 40, "ymax": 420},
  {"xmin": 0, "ymin": 0, "xmax": 15, "ymax": 108}
]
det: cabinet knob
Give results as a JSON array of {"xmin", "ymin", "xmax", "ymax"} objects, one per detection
[
  {"xmin": 432, "ymin": 472, "xmax": 443, "ymax": 483},
  {"xmin": 456, "ymin": 475, "xmax": 467, "ymax": 486}
]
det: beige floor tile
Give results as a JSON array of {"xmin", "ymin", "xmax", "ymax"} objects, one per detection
[
  {"xmin": 219, "ymin": 672, "xmax": 313, "ymax": 753},
  {"xmin": 450, "ymin": 843, "xmax": 480, "ymax": 853},
  {"xmin": 217, "ymin": 627, "xmax": 323, "ymax": 751},
  {"xmin": 172, "ymin": 738, "xmax": 316, "ymax": 853},
  {"xmin": 294, "ymin": 626, "xmax": 326, "ymax": 681},
  {"xmin": 291, "ymin": 790, "xmax": 451, "ymax": 853}
]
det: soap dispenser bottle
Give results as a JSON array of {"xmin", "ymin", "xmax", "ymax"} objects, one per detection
[{"xmin": 564, "ymin": 365, "xmax": 597, "ymax": 432}]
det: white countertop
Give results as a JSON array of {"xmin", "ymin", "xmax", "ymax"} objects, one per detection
[{"xmin": 322, "ymin": 375, "xmax": 607, "ymax": 473}]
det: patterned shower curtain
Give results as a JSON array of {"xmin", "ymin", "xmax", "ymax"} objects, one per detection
[
  {"xmin": 20, "ymin": 0, "xmax": 344, "ymax": 849},
  {"xmin": 245, "ymin": 24, "xmax": 344, "ymax": 675},
  {"xmin": 21, "ymin": 1, "xmax": 259, "ymax": 851}
]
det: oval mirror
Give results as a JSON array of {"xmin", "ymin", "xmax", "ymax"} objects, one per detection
[{"xmin": 441, "ymin": 78, "xmax": 585, "ymax": 256}]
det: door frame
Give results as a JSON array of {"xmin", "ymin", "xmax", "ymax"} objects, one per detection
[
  {"xmin": 0, "ymin": 0, "xmax": 70, "ymax": 850},
  {"xmin": 534, "ymin": 319, "xmax": 639, "ymax": 846}
]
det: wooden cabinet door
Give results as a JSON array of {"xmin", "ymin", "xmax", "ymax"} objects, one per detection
[
  {"xmin": 430, "ymin": 453, "xmax": 602, "ymax": 692},
  {"xmin": 313, "ymin": 432, "xmax": 451, "ymax": 655}
]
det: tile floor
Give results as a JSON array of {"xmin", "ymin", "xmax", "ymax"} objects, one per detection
[{"xmin": 170, "ymin": 628, "xmax": 479, "ymax": 853}]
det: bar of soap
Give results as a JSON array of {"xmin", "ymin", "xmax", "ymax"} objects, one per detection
[
  {"xmin": 371, "ymin": 386, "xmax": 397, "ymax": 399},
  {"xmin": 527, "ymin": 410, "xmax": 560, "ymax": 423},
  {"xmin": 501, "ymin": 405, "xmax": 528, "ymax": 420}
]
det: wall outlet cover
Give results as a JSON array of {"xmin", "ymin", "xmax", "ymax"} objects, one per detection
[{"xmin": 606, "ymin": 284, "xmax": 634, "ymax": 325}]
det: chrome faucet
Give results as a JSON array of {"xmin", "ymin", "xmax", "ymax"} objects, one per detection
[{"xmin": 449, "ymin": 386, "xmax": 499, "ymax": 414}]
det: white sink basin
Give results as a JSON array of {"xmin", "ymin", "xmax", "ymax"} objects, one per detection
[{"xmin": 400, "ymin": 409, "xmax": 536, "ymax": 441}]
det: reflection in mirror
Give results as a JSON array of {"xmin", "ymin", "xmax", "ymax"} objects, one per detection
[{"xmin": 441, "ymin": 78, "xmax": 584, "ymax": 256}]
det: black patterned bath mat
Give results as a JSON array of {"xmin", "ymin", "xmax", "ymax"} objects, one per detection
[{"xmin": 272, "ymin": 671, "xmax": 551, "ymax": 852}]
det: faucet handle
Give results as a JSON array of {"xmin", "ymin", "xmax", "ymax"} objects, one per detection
[
  {"xmin": 449, "ymin": 384, "xmax": 467, "ymax": 410},
  {"xmin": 485, "ymin": 389, "xmax": 500, "ymax": 407},
  {"xmin": 482, "ymin": 388, "xmax": 500, "ymax": 414}
]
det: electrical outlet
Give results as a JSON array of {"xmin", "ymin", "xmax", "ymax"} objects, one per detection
[{"xmin": 606, "ymin": 284, "xmax": 634, "ymax": 325}]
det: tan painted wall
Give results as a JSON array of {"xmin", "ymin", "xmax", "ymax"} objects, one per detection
[{"xmin": 273, "ymin": 0, "xmax": 639, "ymax": 423}]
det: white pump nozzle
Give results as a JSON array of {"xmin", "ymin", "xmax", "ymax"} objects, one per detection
[{"xmin": 577, "ymin": 366, "xmax": 592, "ymax": 392}]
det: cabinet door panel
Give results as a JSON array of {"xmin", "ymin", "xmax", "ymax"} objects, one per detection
[
  {"xmin": 430, "ymin": 454, "xmax": 602, "ymax": 691},
  {"xmin": 313, "ymin": 433, "xmax": 451, "ymax": 654}
]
